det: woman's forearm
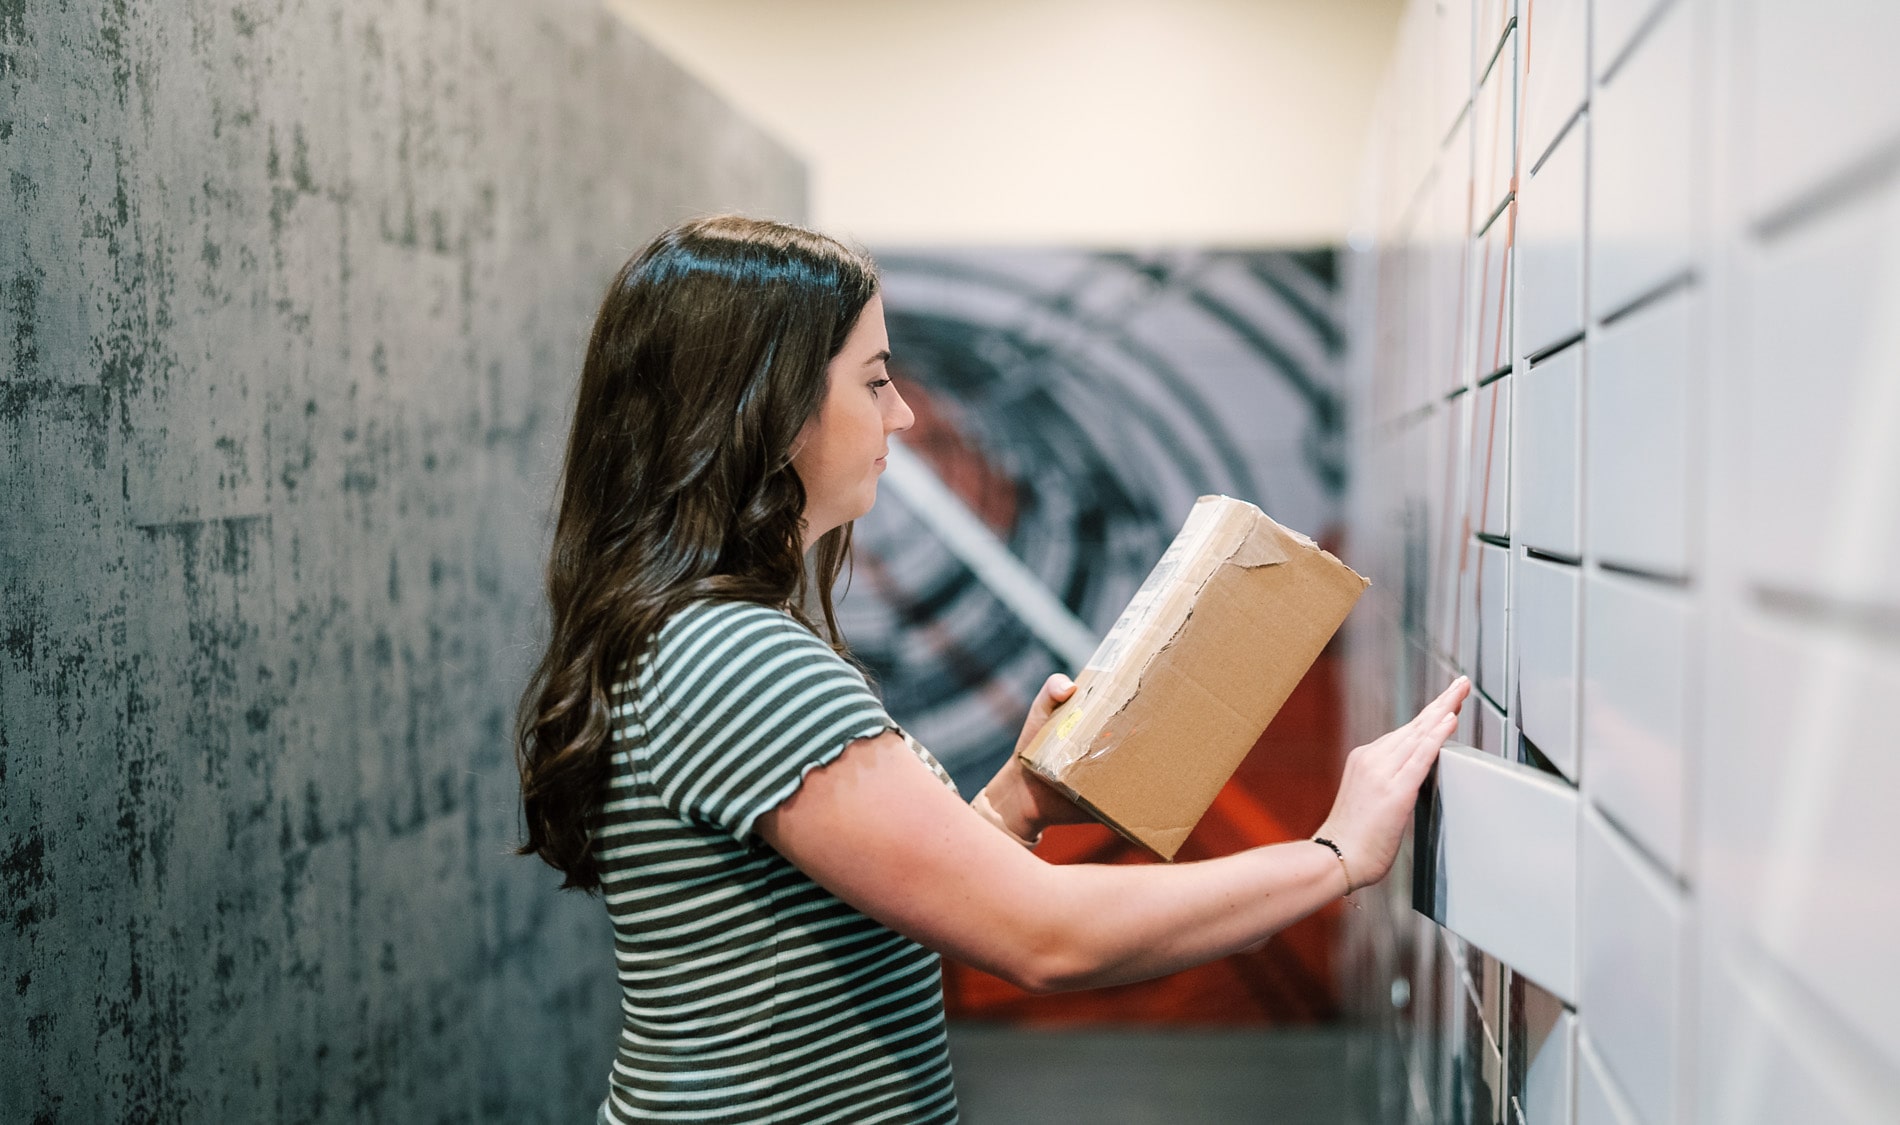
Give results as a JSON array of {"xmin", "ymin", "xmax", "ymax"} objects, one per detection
[
  {"xmin": 1019, "ymin": 839, "xmax": 1346, "ymax": 992},
  {"xmin": 987, "ymin": 679, "xmax": 1468, "ymax": 992},
  {"xmin": 969, "ymin": 754, "xmax": 1348, "ymax": 993},
  {"xmin": 762, "ymin": 689, "xmax": 1464, "ymax": 1001}
]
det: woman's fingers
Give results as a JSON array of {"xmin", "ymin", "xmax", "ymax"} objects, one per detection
[
  {"xmin": 1029, "ymin": 674, "xmax": 1075, "ymax": 720},
  {"xmin": 1370, "ymin": 676, "xmax": 1468, "ymax": 770},
  {"xmin": 1411, "ymin": 677, "xmax": 1469, "ymax": 736},
  {"xmin": 1014, "ymin": 673, "xmax": 1079, "ymax": 756},
  {"xmin": 1430, "ymin": 675, "xmax": 1470, "ymax": 714},
  {"xmin": 1399, "ymin": 711, "xmax": 1458, "ymax": 784},
  {"xmin": 1421, "ymin": 708, "xmax": 1458, "ymax": 755},
  {"xmin": 1394, "ymin": 676, "xmax": 1467, "ymax": 741}
]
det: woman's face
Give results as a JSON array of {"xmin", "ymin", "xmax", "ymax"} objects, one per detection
[{"xmin": 791, "ymin": 294, "xmax": 914, "ymax": 549}]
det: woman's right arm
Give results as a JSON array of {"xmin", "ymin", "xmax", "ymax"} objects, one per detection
[{"xmin": 755, "ymin": 677, "xmax": 1470, "ymax": 994}]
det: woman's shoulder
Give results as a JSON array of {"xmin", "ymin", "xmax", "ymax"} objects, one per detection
[
  {"xmin": 633, "ymin": 597, "xmax": 890, "ymax": 761},
  {"xmin": 661, "ymin": 597, "xmax": 800, "ymax": 633},
  {"xmin": 656, "ymin": 598, "xmax": 811, "ymax": 646},
  {"xmin": 646, "ymin": 599, "xmax": 841, "ymax": 676}
]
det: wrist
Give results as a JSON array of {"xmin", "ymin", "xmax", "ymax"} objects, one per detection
[
  {"xmin": 1311, "ymin": 835, "xmax": 1356, "ymax": 897},
  {"xmin": 973, "ymin": 781, "xmax": 1044, "ymax": 849}
]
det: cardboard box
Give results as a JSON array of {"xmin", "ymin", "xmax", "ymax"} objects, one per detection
[{"xmin": 1019, "ymin": 496, "xmax": 1370, "ymax": 859}]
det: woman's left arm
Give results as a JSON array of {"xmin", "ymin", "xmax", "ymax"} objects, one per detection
[{"xmin": 753, "ymin": 677, "xmax": 1464, "ymax": 994}]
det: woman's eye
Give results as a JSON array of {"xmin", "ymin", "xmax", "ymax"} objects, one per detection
[{"xmin": 869, "ymin": 377, "xmax": 892, "ymax": 396}]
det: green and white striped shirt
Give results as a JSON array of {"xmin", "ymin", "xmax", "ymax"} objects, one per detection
[{"xmin": 592, "ymin": 599, "xmax": 960, "ymax": 1124}]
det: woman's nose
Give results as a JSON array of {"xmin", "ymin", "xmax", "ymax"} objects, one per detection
[{"xmin": 887, "ymin": 387, "xmax": 916, "ymax": 434}]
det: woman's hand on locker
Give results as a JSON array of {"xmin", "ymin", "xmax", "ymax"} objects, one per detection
[{"xmin": 1313, "ymin": 676, "xmax": 1470, "ymax": 893}]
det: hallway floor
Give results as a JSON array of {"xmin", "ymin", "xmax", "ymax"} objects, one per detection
[{"xmin": 947, "ymin": 1024, "xmax": 1378, "ymax": 1124}]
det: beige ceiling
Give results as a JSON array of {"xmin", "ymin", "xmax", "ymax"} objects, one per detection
[{"xmin": 605, "ymin": 0, "xmax": 1405, "ymax": 246}]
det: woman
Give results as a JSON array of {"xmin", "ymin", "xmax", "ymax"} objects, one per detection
[{"xmin": 516, "ymin": 216, "xmax": 1468, "ymax": 1124}]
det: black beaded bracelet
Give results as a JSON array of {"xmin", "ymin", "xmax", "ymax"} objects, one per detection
[{"xmin": 1312, "ymin": 836, "xmax": 1355, "ymax": 896}]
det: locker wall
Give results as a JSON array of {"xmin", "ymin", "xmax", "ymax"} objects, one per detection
[{"xmin": 1340, "ymin": 1, "xmax": 1900, "ymax": 1122}]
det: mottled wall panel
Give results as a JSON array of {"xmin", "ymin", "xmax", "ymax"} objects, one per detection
[{"xmin": 0, "ymin": 2, "xmax": 804, "ymax": 1121}]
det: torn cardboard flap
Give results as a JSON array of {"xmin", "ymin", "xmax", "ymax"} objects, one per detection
[
  {"xmin": 1021, "ymin": 496, "xmax": 1369, "ymax": 860},
  {"xmin": 1231, "ymin": 526, "xmax": 1290, "ymax": 569}
]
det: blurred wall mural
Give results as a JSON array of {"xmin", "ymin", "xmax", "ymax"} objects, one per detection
[{"xmin": 841, "ymin": 248, "xmax": 1355, "ymax": 1023}]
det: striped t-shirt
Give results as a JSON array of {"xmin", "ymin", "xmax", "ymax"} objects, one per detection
[{"xmin": 592, "ymin": 599, "xmax": 960, "ymax": 1124}]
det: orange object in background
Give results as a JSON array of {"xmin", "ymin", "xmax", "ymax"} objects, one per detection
[{"xmin": 943, "ymin": 645, "xmax": 1349, "ymax": 1026}]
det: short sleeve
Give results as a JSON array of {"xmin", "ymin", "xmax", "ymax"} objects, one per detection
[{"xmin": 633, "ymin": 601, "xmax": 896, "ymax": 843}]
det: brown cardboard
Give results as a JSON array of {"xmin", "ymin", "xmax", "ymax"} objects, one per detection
[{"xmin": 1019, "ymin": 496, "xmax": 1370, "ymax": 860}]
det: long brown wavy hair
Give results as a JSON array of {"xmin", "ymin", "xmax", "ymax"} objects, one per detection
[{"xmin": 516, "ymin": 215, "xmax": 880, "ymax": 891}]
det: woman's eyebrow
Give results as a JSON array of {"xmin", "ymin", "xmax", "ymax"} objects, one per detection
[{"xmin": 866, "ymin": 349, "xmax": 891, "ymax": 366}]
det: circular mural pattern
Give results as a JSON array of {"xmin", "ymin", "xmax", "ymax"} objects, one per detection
[{"xmin": 839, "ymin": 248, "xmax": 1346, "ymax": 795}]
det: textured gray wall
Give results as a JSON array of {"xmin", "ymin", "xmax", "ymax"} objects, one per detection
[{"xmin": 0, "ymin": 2, "xmax": 803, "ymax": 1121}]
